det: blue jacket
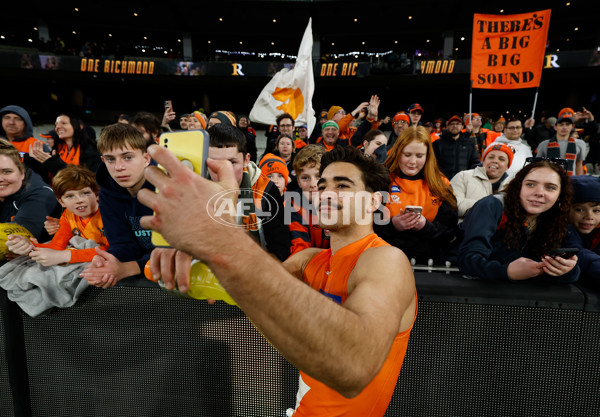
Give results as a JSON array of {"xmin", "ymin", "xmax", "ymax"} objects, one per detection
[
  {"xmin": 563, "ymin": 225, "xmax": 600, "ymax": 284},
  {"xmin": 96, "ymin": 162, "xmax": 154, "ymax": 274},
  {"xmin": 458, "ymin": 194, "xmax": 579, "ymax": 283},
  {"xmin": 0, "ymin": 169, "xmax": 61, "ymax": 242}
]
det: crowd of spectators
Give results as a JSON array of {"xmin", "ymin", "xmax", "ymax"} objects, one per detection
[
  {"xmin": 0, "ymin": 98, "xmax": 598, "ymax": 291},
  {"xmin": 1, "ymin": 97, "xmax": 599, "ymax": 415},
  {"xmin": 1, "ymin": 99, "xmax": 599, "ymax": 284}
]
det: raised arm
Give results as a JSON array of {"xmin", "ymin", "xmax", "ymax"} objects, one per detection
[{"xmin": 138, "ymin": 146, "xmax": 416, "ymax": 397}]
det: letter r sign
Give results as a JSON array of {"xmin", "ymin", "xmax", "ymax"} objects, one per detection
[{"xmin": 232, "ymin": 63, "xmax": 245, "ymax": 76}]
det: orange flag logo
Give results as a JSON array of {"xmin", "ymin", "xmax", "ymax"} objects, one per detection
[{"xmin": 272, "ymin": 87, "xmax": 304, "ymax": 120}]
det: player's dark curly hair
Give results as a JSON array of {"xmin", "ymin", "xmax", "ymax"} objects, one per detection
[{"xmin": 503, "ymin": 160, "xmax": 572, "ymax": 259}]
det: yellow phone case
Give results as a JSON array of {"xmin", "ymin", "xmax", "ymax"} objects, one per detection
[{"xmin": 151, "ymin": 129, "xmax": 209, "ymax": 247}]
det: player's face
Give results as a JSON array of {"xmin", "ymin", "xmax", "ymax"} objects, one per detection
[
  {"xmin": 316, "ymin": 162, "xmax": 375, "ymax": 230},
  {"xmin": 59, "ymin": 187, "xmax": 99, "ymax": 219},
  {"xmin": 570, "ymin": 202, "xmax": 600, "ymax": 234}
]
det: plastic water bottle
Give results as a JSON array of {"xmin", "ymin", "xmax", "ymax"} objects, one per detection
[{"xmin": 145, "ymin": 259, "xmax": 237, "ymax": 305}]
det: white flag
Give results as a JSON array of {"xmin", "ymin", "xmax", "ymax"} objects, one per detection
[{"xmin": 250, "ymin": 19, "xmax": 315, "ymax": 135}]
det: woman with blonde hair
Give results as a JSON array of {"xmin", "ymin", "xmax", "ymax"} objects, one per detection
[{"xmin": 376, "ymin": 125, "xmax": 458, "ymax": 263}]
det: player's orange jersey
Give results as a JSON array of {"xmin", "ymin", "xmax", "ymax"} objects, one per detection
[{"xmin": 291, "ymin": 233, "xmax": 416, "ymax": 416}]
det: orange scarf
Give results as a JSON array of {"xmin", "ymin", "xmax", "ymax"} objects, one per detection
[{"xmin": 57, "ymin": 143, "xmax": 81, "ymax": 165}]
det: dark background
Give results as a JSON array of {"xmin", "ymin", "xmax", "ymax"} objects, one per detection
[{"xmin": 1, "ymin": 1, "xmax": 599, "ymax": 126}]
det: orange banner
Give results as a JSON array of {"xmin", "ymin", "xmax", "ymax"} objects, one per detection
[{"xmin": 471, "ymin": 9, "xmax": 551, "ymax": 89}]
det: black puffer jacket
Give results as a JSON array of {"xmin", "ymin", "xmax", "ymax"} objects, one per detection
[{"xmin": 432, "ymin": 130, "xmax": 480, "ymax": 180}]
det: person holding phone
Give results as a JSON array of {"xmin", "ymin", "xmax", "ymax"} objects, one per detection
[
  {"xmin": 376, "ymin": 126, "xmax": 458, "ymax": 263},
  {"xmin": 458, "ymin": 159, "xmax": 579, "ymax": 282}
]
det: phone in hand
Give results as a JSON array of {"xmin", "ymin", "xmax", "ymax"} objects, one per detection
[
  {"xmin": 151, "ymin": 130, "xmax": 209, "ymax": 247},
  {"xmin": 547, "ymin": 248, "xmax": 579, "ymax": 259},
  {"xmin": 404, "ymin": 205, "xmax": 423, "ymax": 215},
  {"xmin": 164, "ymin": 100, "xmax": 172, "ymax": 111}
]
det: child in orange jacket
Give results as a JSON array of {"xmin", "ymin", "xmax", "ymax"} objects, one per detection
[{"xmin": 6, "ymin": 165, "xmax": 108, "ymax": 266}]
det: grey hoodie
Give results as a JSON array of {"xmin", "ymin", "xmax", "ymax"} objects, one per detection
[{"xmin": 0, "ymin": 105, "xmax": 34, "ymax": 141}]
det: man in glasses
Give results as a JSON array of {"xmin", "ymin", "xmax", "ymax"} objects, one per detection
[
  {"xmin": 463, "ymin": 112, "xmax": 489, "ymax": 159},
  {"xmin": 263, "ymin": 112, "xmax": 296, "ymax": 158},
  {"xmin": 534, "ymin": 110, "xmax": 586, "ymax": 176},
  {"xmin": 386, "ymin": 112, "xmax": 410, "ymax": 151},
  {"xmin": 489, "ymin": 117, "xmax": 533, "ymax": 176}
]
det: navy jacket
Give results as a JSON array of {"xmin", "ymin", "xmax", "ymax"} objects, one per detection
[
  {"xmin": 0, "ymin": 169, "xmax": 61, "ymax": 242},
  {"xmin": 563, "ymin": 225, "xmax": 600, "ymax": 284},
  {"xmin": 458, "ymin": 194, "xmax": 579, "ymax": 283},
  {"xmin": 96, "ymin": 162, "xmax": 154, "ymax": 274},
  {"xmin": 433, "ymin": 130, "xmax": 480, "ymax": 180}
]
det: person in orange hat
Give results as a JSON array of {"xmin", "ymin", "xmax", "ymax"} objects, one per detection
[
  {"xmin": 259, "ymin": 153, "xmax": 289, "ymax": 196},
  {"xmin": 207, "ymin": 110, "xmax": 236, "ymax": 128},
  {"xmin": 387, "ymin": 112, "xmax": 410, "ymax": 150},
  {"xmin": 463, "ymin": 113, "xmax": 489, "ymax": 159},
  {"xmin": 484, "ymin": 116, "xmax": 505, "ymax": 147},
  {"xmin": 451, "ymin": 143, "xmax": 515, "ymax": 222},
  {"xmin": 323, "ymin": 96, "xmax": 380, "ymax": 145},
  {"xmin": 534, "ymin": 110, "xmax": 586, "ymax": 175},
  {"xmin": 187, "ymin": 111, "xmax": 207, "ymax": 130}
]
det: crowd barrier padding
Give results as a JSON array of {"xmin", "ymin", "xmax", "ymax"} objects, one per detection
[{"xmin": 1, "ymin": 273, "xmax": 599, "ymax": 417}]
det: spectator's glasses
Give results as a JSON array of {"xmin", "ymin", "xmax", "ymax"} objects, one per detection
[
  {"xmin": 393, "ymin": 120, "xmax": 409, "ymax": 126},
  {"xmin": 524, "ymin": 156, "xmax": 568, "ymax": 171}
]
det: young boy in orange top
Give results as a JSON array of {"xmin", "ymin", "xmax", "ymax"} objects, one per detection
[
  {"xmin": 7, "ymin": 165, "xmax": 108, "ymax": 265},
  {"xmin": 286, "ymin": 145, "xmax": 330, "ymax": 256},
  {"xmin": 139, "ymin": 145, "xmax": 417, "ymax": 417}
]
